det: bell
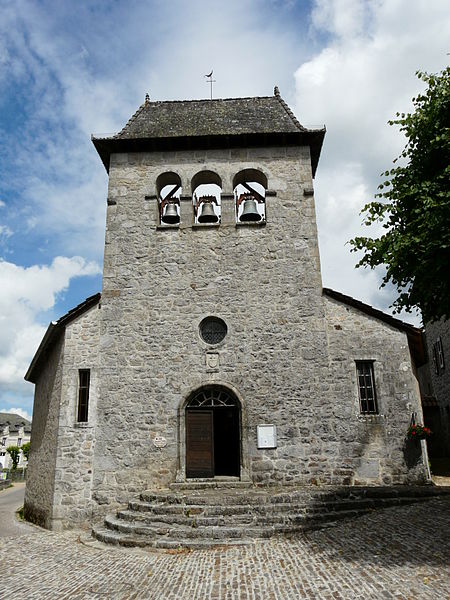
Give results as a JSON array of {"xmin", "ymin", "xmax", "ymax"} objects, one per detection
[
  {"xmin": 240, "ymin": 197, "xmax": 261, "ymax": 222},
  {"xmin": 198, "ymin": 201, "xmax": 218, "ymax": 223},
  {"xmin": 161, "ymin": 202, "xmax": 180, "ymax": 224}
]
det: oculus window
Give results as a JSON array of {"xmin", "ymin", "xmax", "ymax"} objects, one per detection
[{"xmin": 199, "ymin": 317, "xmax": 227, "ymax": 345}]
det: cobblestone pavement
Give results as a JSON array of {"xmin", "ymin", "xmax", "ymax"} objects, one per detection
[{"xmin": 1, "ymin": 497, "xmax": 449, "ymax": 600}]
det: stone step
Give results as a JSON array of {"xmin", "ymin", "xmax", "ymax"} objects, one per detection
[
  {"xmin": 103, "ymin": 513, "xmax": 350, "ymax": 541},
  {"xmin": 93, "ymin": 485, "xmax": 450, "ymax": 549},
  {"xmin": 169, "ymin": 479, "xmax": 252, "ymax": 491},
  {"xmin": 129, "ymin": 494, "xmax": 426, "ymax": 519},
  {"xmin": 116, "ymin": 506, "xmax": 379, "ymax": 528},
  {"xmin": 139, "ymin": 485, "xmax": 448, "ymax": 507},
  {"xmin": 92, "ymin": 526, "xmax": 255, "ymax": 549}
]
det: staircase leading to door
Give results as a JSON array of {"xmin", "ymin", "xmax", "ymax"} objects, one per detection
[{"xmin": 92, "ymin": 483, "xmax": 450, "ymax": 549}]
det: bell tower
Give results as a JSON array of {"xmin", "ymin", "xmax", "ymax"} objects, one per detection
[{"xmin": 91, "ymin": 88, "xmax": 328, "ymax": 503}]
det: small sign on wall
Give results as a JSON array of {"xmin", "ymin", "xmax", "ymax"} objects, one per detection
[
  {"xmin": 257, "ymin": 424, "xmax": 277, "ymax": 449},
  {"xmin": 153, "ymin": 435, "xmax": 167, "ymax": 448}
]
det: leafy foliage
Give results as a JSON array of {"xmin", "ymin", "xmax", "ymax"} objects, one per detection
[
  {"xmin": 21, "ymin": 442, "xmax": 31, "ymax": 461},
  {"xmin": 350, "ymin": 67, "xmax": 450, "ymax": 322},
  {"xmin": 6, "ymin": 446, "xmax": 20, "ymax": 470}
]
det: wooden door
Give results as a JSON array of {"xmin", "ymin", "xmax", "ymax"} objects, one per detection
[{"xmin": 186, "ymin": 410, "xmax": 214, "ymax": 478}]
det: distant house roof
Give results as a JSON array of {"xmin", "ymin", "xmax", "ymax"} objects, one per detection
[
  {"xmin": 25, "ymin": 293, "xmax": 101, "ymax": 384},
  {"xmin": 0, "ymin": 412, "xmax": 31, "ymax": 434},
  {"xmin": 92, "ymin": 88, "xmax": 325, "ymax": 176},
  {"xmin": 323, "ymin": 288, "xmax": 426, "ymax": 367}
]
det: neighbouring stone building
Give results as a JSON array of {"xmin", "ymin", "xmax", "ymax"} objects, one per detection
[
  {"xmin": 420, "ymin": 319, "xmax": 450, "ymax": 460},
  {"xmin": 24, "ymin": 89, "xmax": 429, "ymax": 531},
  {"xmin": 0, "ymin": 412, "xmax": 31, "ymax": 470}
]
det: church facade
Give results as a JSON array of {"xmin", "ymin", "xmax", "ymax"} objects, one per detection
[{"xmin": 24, "ymin": 89, "xmax": 428, "ymax": 531}]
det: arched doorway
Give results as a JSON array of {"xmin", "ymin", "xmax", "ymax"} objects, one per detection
[{"xmin": 185, "ymin": 387, "xmax": 240, "ymax": 478}]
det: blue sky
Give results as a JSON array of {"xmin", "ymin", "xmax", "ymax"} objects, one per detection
[{"xmin": 0, "ymin": 0, "xmax": 449, "ymax": 420}]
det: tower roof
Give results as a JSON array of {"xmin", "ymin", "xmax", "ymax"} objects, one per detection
[{"xmin": 92, "ymin": 88, "xmax": 325, "ymax": 175}]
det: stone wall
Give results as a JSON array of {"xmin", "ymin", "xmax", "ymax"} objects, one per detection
[
  {"xmin": 92, "ymin": 145, "xmax": 333, "ymax": 510},
  {"xmin": 324, "ymin": 295, "xmax": 427, "ymax": 484},
  {"xmin": 24, "ymin": 334, "xmax": 64, "ymax": 527},
  {"xmin": 423, "ymin": 318, "xmax": 450, "ymax": 456},
  {"xmin": 32, "ymin": 142, "xmax": 429, "ymax": 529},
  {"xmin": 51, "ymin": 305, "xmax": 100, "ymax": 530}
]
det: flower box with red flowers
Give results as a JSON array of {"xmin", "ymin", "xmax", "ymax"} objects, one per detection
[{"xmin": 406, "ymin": 424, "xmax": 432, "ymax": 440}]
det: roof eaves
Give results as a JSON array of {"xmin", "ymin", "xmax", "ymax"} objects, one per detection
[
  {"xmin": 24, "ymin": 293, "xmax": 101, "ymax": 384},
  {"xmin": 24, "ymin": 321, "xmax": 59, "ymax": 383},
  {"xmin": 322, "ymin": 287, "xmax": 421, "ymax": 334}
]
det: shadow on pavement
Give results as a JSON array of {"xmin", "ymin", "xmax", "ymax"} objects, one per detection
[{"xmin": 299, "ymin": 495, "xmax": 450, "ymax": 567}]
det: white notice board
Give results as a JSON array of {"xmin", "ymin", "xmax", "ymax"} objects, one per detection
[{"xmin": 257, "ymin": 424, "xmax": 277, "ymax": 449}]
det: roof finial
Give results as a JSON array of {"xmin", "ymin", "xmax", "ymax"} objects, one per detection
[
  {"xmin": 274, "ymin": 86, "xmax": 280, "ymax": 97},
  {"xmin": 145, "ymin": 93, "xmax": 150, "ymax": 107}
]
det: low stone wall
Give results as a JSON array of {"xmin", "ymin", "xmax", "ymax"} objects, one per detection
[{"xmin": 0, "ymin": 478, "xmax": 11, "ymax": 491}]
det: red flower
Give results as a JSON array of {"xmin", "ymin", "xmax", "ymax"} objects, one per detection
[{"xmin": 412, "ymin": 431, "xmax": 416, "ymax": 435}]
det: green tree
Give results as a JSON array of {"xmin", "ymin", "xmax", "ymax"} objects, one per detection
[
  {"xmin": 21, "ymin": 442, "xmax": 31, "ymax": 462},
  {"xmin": 350, "ymin": 67, "xmax": 450, "ymax": 322},
  {"xmin": 6, "ymin": 446, "xmax": 20, "ymax": 470}
]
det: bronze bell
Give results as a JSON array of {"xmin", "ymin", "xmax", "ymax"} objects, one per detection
[
  {"xmin": 240, "ymin": 197, "xmax": 261, "ymax": 222},
  {"xmin": 198, "ymin": 201, "xmax": 218, "ymax": 223},
  {"xmin": 161, "ymin": 201, "xmax": 180, "ymax": 224}
]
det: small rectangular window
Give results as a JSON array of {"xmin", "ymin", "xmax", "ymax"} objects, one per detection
[
  {"xmin": 1, "ymin": 437, "xmax": 6, "ymax": 447},
  {"xmin": 356, "ymin": 361, "xmax": 378, "ymax": 414},
  {"xmin": 77, "ymin": 369, "xmax": 90, "ymax": 423},
  {"xmin": 17, "ymin": 438, "xmax": 22, "ymax": 447}
]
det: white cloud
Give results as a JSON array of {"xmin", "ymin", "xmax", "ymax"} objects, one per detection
[
  {"xmin": 0, "ymin": 256, "xmax": 101, "ymax": 392},
  {"xmin": 295, "ymin": 0, "xmax": 450, "ymax": 324},
  {"xmin": 0, "ymin": 200, "xmax": 5, "ymax": 208},
  {"xmin": 2, "ymin": 407, "xmax": 32, "ymax": 422},
  {"xmin": 0, "ymin": 225, "xmax": 13, "ymax": 238}
]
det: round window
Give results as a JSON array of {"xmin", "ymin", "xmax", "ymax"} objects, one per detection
[{"xmin": 199, "ymin": 317, "xmax": 228, "ymax": 345}]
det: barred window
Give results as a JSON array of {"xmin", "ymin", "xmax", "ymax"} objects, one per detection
[
  {"xmin": 77, "ymin": 369, "xmax": 90, "ymax": 422},
  {"xmin": 356, "ymin": 361, "xmax": 378, "ymax": 414},
  {"xmin": 433, "ymin": 337, "xmax": 445, "ymax": 375}
]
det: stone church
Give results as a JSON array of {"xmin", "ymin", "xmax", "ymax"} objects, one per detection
[{"xmin": 24, "ymin": 88, "xmax": 429, "ymax": 532}]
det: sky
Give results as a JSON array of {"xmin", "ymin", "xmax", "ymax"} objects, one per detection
[{"xmin": 0, "ymin": 0, "xmax": 448, "ymax": 421}]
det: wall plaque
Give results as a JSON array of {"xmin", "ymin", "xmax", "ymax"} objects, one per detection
[
  {"xmin": 206, "ymin": 352, "xmax": 220, "ymax": 371},
  {"xmin": 257, "ymin": 424, "xmax": 277, "ymax": 449},
  {"xmin": 153, "ymin": 435, "xmax": 167, "ymax": 448}
]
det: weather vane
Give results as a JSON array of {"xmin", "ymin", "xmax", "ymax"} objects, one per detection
[{"xmin": 205, "ymin": 70, "xmax": 216, "ymax": 100}]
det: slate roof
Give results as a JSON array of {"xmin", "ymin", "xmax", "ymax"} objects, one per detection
[
  {"xmin": 0, "ymin": 412, "xmax": 31, "ymax": 434},
  {"xmin": 92, "ymin": 88, "xmax": 325, "ymax": 175},
  {"xmin": 25, "ymin": 293, "xmax": 101, "ymax": 384},
  {"xmin": 116, "ymin": 93, "xmax": 307, "ymax": 139}
]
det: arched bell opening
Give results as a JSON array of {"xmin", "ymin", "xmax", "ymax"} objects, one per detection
[
  {"xmin": 156, "ymin": 171, "xmax": 182, "ymax": 225},
  {"xmin": 185, "ymin": 386, "xmax": 241, "ymax": 478},
  {"xmin": 191, "ymin": 170, "xmax": 222, "ymax": 224},
  {"xmin": 233, "ymin": 168, "xmax": 267, "ymax": 223}
]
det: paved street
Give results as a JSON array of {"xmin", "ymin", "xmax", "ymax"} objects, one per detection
[
  {"xmin": 0, "ymin": 482, "xmax": 36, "ymax": 538},
  {"xmin": 0, "ymin": 491, "xmax": 449, "ymax": 599}
]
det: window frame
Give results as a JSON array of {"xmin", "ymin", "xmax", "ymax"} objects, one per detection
[
  {"xmin": 355, "ymin": 361, "xmax": 379, "ymax": 415},
  {"xmin": 77, "ymin": 369, "xmax": 91, "ymax": 423},
  {"xmin": 435, "ymin": 337, "xmax": 445, "ymax": 374}
]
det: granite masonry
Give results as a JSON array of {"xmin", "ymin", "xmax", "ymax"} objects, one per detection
[{"xmin": 24, "ymin": 90, "xmax": 428, "ymax": 531}]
